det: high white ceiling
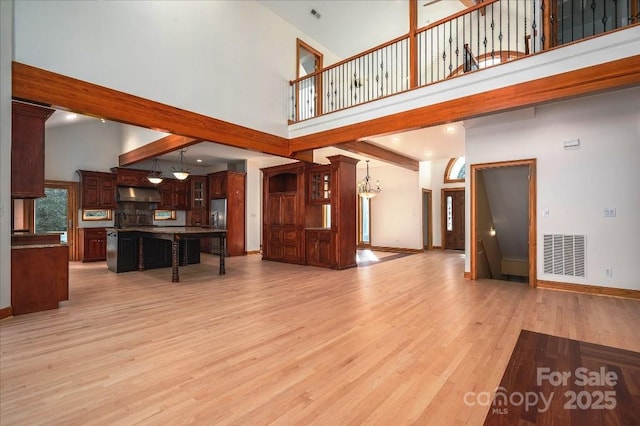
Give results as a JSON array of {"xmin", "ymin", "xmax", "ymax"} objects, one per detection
[{"xmin": 46, "ymin": 0, "xmax": 469, "ymax": 169}]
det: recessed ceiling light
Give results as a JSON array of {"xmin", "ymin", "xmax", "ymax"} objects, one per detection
[
  {"xmin": 100, "ymin": 118, "xmax": 106, "ymax": 123},
  {"xmin": 65, "ymin": 113, "xmax": 78, "ymax": 120},
  {"xmin": 445, "ymin": 125, "xmax": 456, "ymax": 133},
  {"xmin": 196, "ymin": 159, "xmax": 203, "ymax": 163}
]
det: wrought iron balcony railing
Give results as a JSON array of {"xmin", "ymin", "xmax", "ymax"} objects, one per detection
[{"xmin": 289, "ymin": 0, "xmax": 639, "ymax": 123}]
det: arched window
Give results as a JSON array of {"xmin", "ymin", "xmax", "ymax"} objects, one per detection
[{"xmin": 444, "ymin": 157, "xmax": 466, "ymax": 183}]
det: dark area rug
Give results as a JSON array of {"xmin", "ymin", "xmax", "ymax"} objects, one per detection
[{"xmin": 484, "ymin": 329, "xmax": 640, "ymax": 425}]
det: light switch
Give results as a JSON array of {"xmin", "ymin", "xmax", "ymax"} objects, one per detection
[
  {"xmin": 603, "ymin": 208, "xmax": 616, "ymax": 217},
  {"xmin": 543, "ymin": 209, "xmax": 550, "ymax": 217}
]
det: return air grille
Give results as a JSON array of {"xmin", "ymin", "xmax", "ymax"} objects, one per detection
[{"xmin": 543, "ymin": 234, "xmax": 586, "ymax": 278}]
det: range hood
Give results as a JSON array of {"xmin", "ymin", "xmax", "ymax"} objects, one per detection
[{"xmin": 117, "ymin": 186, "xmax": 161, "ymax": 203}]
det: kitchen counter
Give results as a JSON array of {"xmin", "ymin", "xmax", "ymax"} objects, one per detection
[{"xmin": 106, "ymin": 227, "xmax": 227, "ymax": 282}]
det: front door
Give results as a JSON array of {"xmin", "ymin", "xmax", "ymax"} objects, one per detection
[{"xmin": 443, "ymin": 189, "xmax": 465, "ymax": 250}]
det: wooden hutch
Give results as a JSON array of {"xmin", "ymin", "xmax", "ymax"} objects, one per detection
[{"xmin": 262, "ymin": 155, "xmax": 358, "ymax": 269}]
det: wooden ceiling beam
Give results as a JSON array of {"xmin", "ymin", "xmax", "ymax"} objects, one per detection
[
  {"xmin": 119, "ymin": 135, "xmax": 202, "ymax": 166},
  {"xmin": 289, "ymin": 55, "xmax": 640, "ymax": 152},
  {"xmin": 336, "ymin": 141, "xmax": 420, "ymax": 171},
  {"xmin": 12, "ymin": 62, "xmax": 290, "ymax": 159}
]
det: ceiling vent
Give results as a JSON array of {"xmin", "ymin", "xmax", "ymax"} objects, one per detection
[
  {"xmin": 310, "ymin": 9, "xmax": 321, "ymax": 19},
  {"xmin": 543, "ymin": 234, "xmax": 586, "ymax": 278}
]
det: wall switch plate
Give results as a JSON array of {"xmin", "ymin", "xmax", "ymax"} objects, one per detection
[
  {"xmin": 604, "ymin": 268, "xmax": 613, "ymax": 278},
  {"xmin": 543, "ymin": 209, "xmax": 550, "ymax": 217},
  {"xmin": 603, "ymin": 208, "xmax": 616, "ymax": 217}
]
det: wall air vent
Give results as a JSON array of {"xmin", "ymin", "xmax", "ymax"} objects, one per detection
[{"xmin": 543, "ymin": 234, "xmax": 586, "ymax": 278}]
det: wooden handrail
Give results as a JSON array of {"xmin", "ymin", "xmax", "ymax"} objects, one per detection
[
  {"xmin": 289, "ymin": 34, "xmax": 410, "ymax": 86},
  {"xmin": 416, "ymin": 0, "xmax": 500, "ymax": 35}
]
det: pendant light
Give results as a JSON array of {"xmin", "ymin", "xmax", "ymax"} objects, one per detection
[
  {"xmin": 147, "ymin": 158, "xmax": 164, "ymax": 184},
  {"xmin": 357, "ymin": 160, "xmax": 381, "ymax": 199},
  {"xmin": 172, "ymin": 149, "xmax": 190, "ymax": 180}
]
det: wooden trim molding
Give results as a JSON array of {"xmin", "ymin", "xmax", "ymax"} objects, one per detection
[
  {"xmin": 441, "ymin": 187, "xmax": 465, "ymax": 252},
  {"xmin": 538, "ymin": 280, "xmax": 640, "ymax": 300},
  {"xmin": 464, "ymin": 272, "xmax": 471, "ymax": 280},
  {"xmin": 12, "ymin": 62, "xmax": 289, "ymax": 158},
  {"xmin": 246, "ymin": 250, "xmax": 261, "ymax": 255},
  {"xmin": 337, "ymin": 140, "xmax": 419, "ymax": 171},
  {"xmin": 470, "ymin": 159, "xmax": 537, "ymax": 286},
  {"xmin": 0, "ymin": 306, "xmax": 12, "ymax": 320},
  {"xmin": 444, "ymin": 157, "xmax": 465, "ymax": 183},
  {"xmin": 289, "ymin": 55, "xmax": 640, "ymax": 152},
  {"xmin": 369, "ymin": 246, "xmax": 423, "ymax": 254}
]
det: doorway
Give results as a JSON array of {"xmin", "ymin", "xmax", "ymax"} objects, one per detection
[
  {"xmin": 442, "ymin": 188, "xmax": 465, "ymax": 250},
  {"xmin": 470, "ymin": 159, "xmax": 536, "ymax": 287},
  {"xmin": 422, "ymin": 189, "xmax": 432, "ymax": 250},
  {"xmin": 296, "ymin": 38, "xmax": 323, "ymax": 120},
  {"xmin": 358, "ymin": 195, "xmax": 372, "ymax": 247}
]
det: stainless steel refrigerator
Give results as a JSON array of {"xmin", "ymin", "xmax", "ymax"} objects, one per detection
[{"xmin": 210, "ymin": 198, "xmax": 227, "ymax": 255}]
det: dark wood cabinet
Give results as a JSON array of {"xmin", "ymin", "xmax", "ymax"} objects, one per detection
[
  {"xmin": 112, "ymin": 167, "xmax": 156, "ymax": 188},
  {"xmin": 262, "ymin": 155, "xmax": 358, "ymax": 269},
  {"xmin": 77, "ymin": 170, "xmax": 116, "ymax": 209},
  {"xmin": 207, "ymin": 171, "xmax": 246, "ymax": 256},
  {"xmin": 79, "ymin": 227, "xmax": 107, "ymax": 262},
  {"xmin": 307, "ymin": 165, "xmax": 332, "ymax": 204},
  {"xmin": 11, "ymin": 101, "xmax": 55, "ymax": 199},
  {"xmin": 11, "ymin": 245, "xmax": 68, "ymax": 315},
  {"xmin": 158, "ymin": 179, "xmax": 189, "ymax": 210},
  {"xmin": 261, "ymin": 164, "xmax": 306, "ymax": 265},
  {"xmin": 306, "ymin": 229, "xmax": 332, "ymax": 267},
  {"xmin": 186, "ymin": 177, "xmax": 208, "ymax": 251},
  {"xmin": 208, "ymin": 173, "xmax": 227, "ymax": 198}
]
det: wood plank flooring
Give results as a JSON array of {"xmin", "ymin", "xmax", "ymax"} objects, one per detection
[
  {"xmin": 1, "ymin": 251, "xmax": 640, "ymax": 425},
  {"xmin": 484, "ymin": 330, "xmax": 640, "ymax": 425}
]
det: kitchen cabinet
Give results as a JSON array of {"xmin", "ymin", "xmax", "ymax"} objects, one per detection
[
  {"xmin": 190, "ymin": 176, "xmax": 207, "ymax": 209},
  {"xmin": 79, "ymin": 227, "xmax": 107, "ymax": 262},
  {"xmin": 77, "ymin": 170, "xmax": 116, "ymax": 209},
  {"xmin": 158, "ymin": 179, "xmax": 189, "ymax": 210},
  {"xmin": 107, "ymin": 230, "xmax": 139, "ymax": 273},
  {"xmin": 187, "ymin": 176, "xmax": 208, "ymax": 238},
  {"xmin": 207, "ymin": 171, "xmax": 246, "ymax": 256},
  {"xmin": 11, "ymin": 244, "xmax": 68, "ymax": 315},
  {"xmin": 208, "ymin": 172, "xmax": 227, "ymax": 198},
  {"xmin": 112, "ymin": 167, "xmax": 156, "ymax": 188},
  {"xmin": 11, "ymin": 101, "xmax": 55, "ymax": 198}
]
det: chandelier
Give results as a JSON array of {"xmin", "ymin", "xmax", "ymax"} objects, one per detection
[
  {"xmin": 172, "ymin": 149, "xmax": 190, "ymax": 180},
  {"xmin": 358, "ymin": 160, "xmax": 381, "ymax": 199},
  {"xmin": 147, "ymin": 158, "xmax": 164, "ymax": 184}
]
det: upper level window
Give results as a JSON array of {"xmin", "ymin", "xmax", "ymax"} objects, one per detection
[{"xmin": 444, "ymin": 157, "xmax": 465, "ymax": 183}]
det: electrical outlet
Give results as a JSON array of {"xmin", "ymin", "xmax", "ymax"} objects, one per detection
[
  {"xmin": 603, "ymin": 208, "xmax": 616, "ymax": 217},
  {"xmin": 604, "ymin": 268, "xmax": 613, "ymax": 278}
]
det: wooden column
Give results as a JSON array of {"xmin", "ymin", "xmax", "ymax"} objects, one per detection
[{"xmin": 409, "ymin": 0, "xmax": 418, "ymax": 89}]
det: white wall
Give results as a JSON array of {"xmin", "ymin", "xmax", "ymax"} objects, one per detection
[
  {"xmin": 46, "ymin": 120, "xmax": 123, "ymax": 180},
  {"xmin": 14, "ymin": 0, "xmax": 339, "ymax": 139},
  {"xmin": 245, "ymin": 160, "xmax": 262, "ymax": 253},
  {"xmin": 465, "ymin": 87, "xmax": 640, "ymax": 290},
  {"xmin": 0, "ymin": 0, "xmax": 13, "ymax": 310},
  {"xmin": 363, "ymin": 164, "xmax": 422, "ymax": 250}
]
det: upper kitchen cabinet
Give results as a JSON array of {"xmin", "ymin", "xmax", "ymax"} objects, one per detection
[
  {"xmin": 77, "ymin": 170, "xmax": 116, "ymax": 209},
  {"xmin": 189, "ymin": 176, "xmax": 207, "ymax": 209},
  {"xmin": 208, "ymin": 172, "xmax": 227, "ymax": 198},
  {"xmin": 158, "ymin": 179, "xmax": 189, "ymax": 210},
  {"xmin": 111, "ymin": 167, "xmax": 155, "ymax": 188},
  {"xmin": 11, "ymin": 101, "xmax": 55, "ymax": 198}
]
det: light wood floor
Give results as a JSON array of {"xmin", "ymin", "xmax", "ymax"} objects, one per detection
[{"xmin": 1, "ymin": 251, "xmax": 639, "ymax": 425}]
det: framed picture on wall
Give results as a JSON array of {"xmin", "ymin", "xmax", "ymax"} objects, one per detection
[
  {"xmin": 154, "ymin": 210, "xmax": 176, "ymax": 220},
  {"xmin": 82, "ymin": 209, "xmax": 112, "ymax": 221}
]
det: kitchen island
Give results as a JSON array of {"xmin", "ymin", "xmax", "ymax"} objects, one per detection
[{"xmin": 107, "ymin": 227, "xmax": 226, "ymax": 282}]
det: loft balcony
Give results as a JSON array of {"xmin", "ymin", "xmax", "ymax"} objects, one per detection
[{"xmin": 288, "ymin": 0, "xmax": 640, "ymax": 149}]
